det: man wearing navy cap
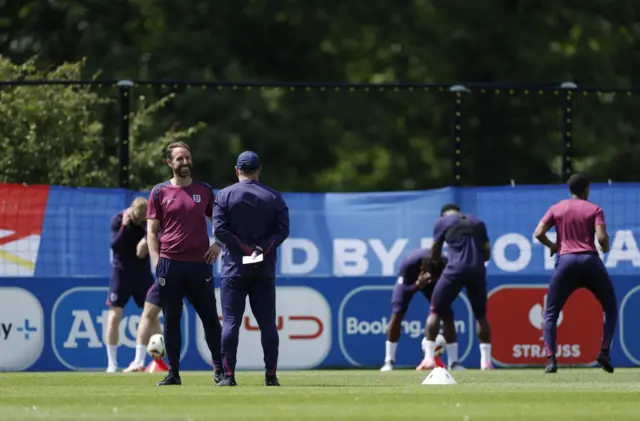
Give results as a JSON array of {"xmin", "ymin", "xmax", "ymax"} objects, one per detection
[{"xmin": 213, "ymin": 151, "xmax": 290, "ymax": 387}]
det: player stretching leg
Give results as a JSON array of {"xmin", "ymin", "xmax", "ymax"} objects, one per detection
[
  {"xmin": 106, "ymin": 198, "xmax": 153, "ymax": 372},
  {"xmin": 534, "ymin": 174, "xmax": 617, "ymax": 374},
  {"xmin": 418, "ymin": 204, "xmax": 494, "ymax": 371},
  {"xmin": 122, "ymin": 283, "xmax": 162, "ymax": 372},
  {"xmin": 380, "ymin": 249, "xmax": 462, "ymax": 371}
]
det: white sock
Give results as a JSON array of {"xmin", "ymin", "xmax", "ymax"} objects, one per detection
[
  {"xmin": 385, "ymin": 341, "xmax": 398, "ymax": 363},
  {"xmin": 480, "ymin": 343, "xmax": 492, "ymax": 365},
  {"xmin": 135, "ymin": 344, "xmax": 147, "ymax": 365},
  {"xmin": 446, "ymin": 343, "xmax": 459, "ymax": 364},
  {"xmin": 107, "ymin": 345, "xmax": 118, "ymax": 368},
  {"xmin": 425, "ymin": 340, "xmax": 436, "ymax": 360}
]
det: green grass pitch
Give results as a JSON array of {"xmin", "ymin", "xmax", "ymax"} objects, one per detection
[{"xmin": 1, "ymin": 369, "xmax": 639, "ymax": 420}]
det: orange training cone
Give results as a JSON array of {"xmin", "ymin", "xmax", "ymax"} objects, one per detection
[{"xmin": 145, "ymin": 358, "xmax": 169, "ymax": 373}]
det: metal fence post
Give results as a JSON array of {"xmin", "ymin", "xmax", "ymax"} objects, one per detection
[
  {"xmin": 560, "ymin": 81, "xmax": 577, "ymax": 182},
  {"xmin": 449, "ymin": 85, "xmax": 467, "ymax": 187},
  {"xmin": 117, "ymin": 80, "xmax": 134, "ymax": 189}
]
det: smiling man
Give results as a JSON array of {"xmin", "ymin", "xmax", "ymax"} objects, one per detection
[{"xmin": 146, "ymin": 141, "xmax": 224, "ymax": 386}]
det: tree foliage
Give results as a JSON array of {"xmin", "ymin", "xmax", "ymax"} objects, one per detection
[
  {"xmin": 1, "ymin": 1, "xmax": 640, "ymax": 191},
  {"xmin": 0, "ymin": 56, "xmax": 203, "ymax": 189},
  {"xmin": 0, "ymin": 57, "xmax": 111, "ymax": 186}
]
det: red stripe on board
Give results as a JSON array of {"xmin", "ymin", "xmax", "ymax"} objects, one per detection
[{"xmin": 0, "ymin": 183, "xmax": 50, "ymax": 245}]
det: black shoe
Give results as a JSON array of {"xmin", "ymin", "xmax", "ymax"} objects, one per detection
[
  {"xmin": 217, "ymin": 375, "xmax": 237, "ymax": 386},
  {"xmin": 544, "ymin": 357, "xmax": 557, "ymax": 373},
  {"xmin": 213, "ymin": 369, "xmax": 224, "ymax": 384},
  {"xmin": 265, "ymin": 375, "xmax": 280, "ymax": 386},
  {"xmin": 597, "ymin": 352, "xmax": 614, "ymax": 373},
  {"xmin": 156, "ymin": 373, "xmax": 182, "ymax": 386}
]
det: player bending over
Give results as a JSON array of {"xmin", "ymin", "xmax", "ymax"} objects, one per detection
[
  {"xmin": 122, "ymin": 282, "xmax": 162, "ymax": 372},
  {"xmin": 533, "ymin": 173, "xmax": 617, "ymax": 374},
  {"xmin": 106, "ymin": 198, "xmax": 154, "ymax": 372},
  {"xmin": 418, "ymin": 204, "xmax": 494, "ymax": 371},
  {"xmin": 380, "ymin": 248, "xmax": 463, "ymax": 372}
]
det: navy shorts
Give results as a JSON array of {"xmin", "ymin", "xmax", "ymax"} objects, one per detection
[
  {"xmin": 430, "ymin": 271, "xmax": 487, "ymax": 319},
  {"xmin": 145, "ymin": 281, "xmax": 161, "ymax": 307},
  {"xmin": 107, "ymin": 267, "xmax": 154, "ymax": 308},
  {"xmin": 391, "ymin": 283, "xmax": 434, "ymax": 315}
]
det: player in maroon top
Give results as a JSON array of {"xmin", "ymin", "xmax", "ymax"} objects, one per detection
[
  {"xmin": 146, "ymin": 141, "xmax": 224, "ymax": 386},
  {"xmin": 534, "ymin": 174, "xmax": 617, "ymax": 374}
]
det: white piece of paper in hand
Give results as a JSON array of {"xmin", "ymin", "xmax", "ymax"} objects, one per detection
[{"xmin": 243, "ymin": 253, "xmax": 264, "ymax": 265}]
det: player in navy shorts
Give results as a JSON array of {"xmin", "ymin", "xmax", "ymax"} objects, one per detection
[
  {"xmin": 418, "ymin": 204, "xmax": 494, "ymax": 371},
  {"xmin": 106, "ymin": 197, "xmax": 155, "ymax": 372},
  {"xmin": 380, "ymin": 249, "xmax": 462, "ymax": 372},
  {"xmin": 147, "ymin": 141, "xmax": 224, "ymax": 386},
  {"xmin": 122, "ymin": 281, "xmax": 162, "ymax": 372},
  {"xmin": 534, "ymin": 173, "xmax": 617, "ymax": 373}
]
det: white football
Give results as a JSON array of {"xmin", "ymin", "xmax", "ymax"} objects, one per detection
[
  {"xmin": 422, "ymin": 335, "xmax": 447, "ymax": 356},
  {"xmin": 147, "ymin": 334, "xmax": 166, "ymax": 358},
  {"xmin": 435, "ymin": 334, "xmax": 447, "ymax": 356}
]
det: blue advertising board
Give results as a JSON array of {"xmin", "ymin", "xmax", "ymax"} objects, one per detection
[
  {"xmin": 2, "ymin": 183, "xmax": 640, "ymax": 278},
  {"xmin": 337, "ymin": 285, "xmax": 473, "ymax": 367},
  {"xmin": 50, "ymin": 287, "xmax": 189, "ymax": 370},
  {"xmin": 1, "ymin": 182, "xmax": 639, "ymax": 370},
  {"xmin": 0, "ymin": 275, "xmax": 638, "ymax": 372}
]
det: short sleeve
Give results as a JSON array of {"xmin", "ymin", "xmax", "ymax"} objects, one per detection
[
  {"xmin": 540, "ymin": 208, "xmax": 555, "ymax": 227},
  {"xmin": 147, "ymin": 186, "xmax": 162, "ymax": 220},
  {"xmin": 595, "ymin": 207, "xmax": 605, "ymax": 226},
  {"xmin": 433, "ymin": 218, "xmax": 447, "ymax": 243}
]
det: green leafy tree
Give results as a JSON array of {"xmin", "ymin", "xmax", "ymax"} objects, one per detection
[
  {"xmin": 0, "ymin": 56, "xmax": 112, "ymax": 186},
  {"xmin": 0, "ymin": 56, "xmax": 204, "ymax": 188},
  {"xmin": 127, "ymin": 91, "xmax": 206, "ymax": 190},
  {"xmin": 2, "ymin": 1, "xmax": 640, "ymax": 190}
]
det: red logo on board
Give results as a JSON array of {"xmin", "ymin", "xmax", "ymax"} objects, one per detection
[
  {"xmin": 0, "ymin": 183, "xmax": 49, "ymax": 240},
  {"xmin": 0, "ymin": 183, "xmax": 49, "ymax": 275},
  {"xmin": 487, "ymin": 285, "xmax": 602, "ymax": 366}
]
